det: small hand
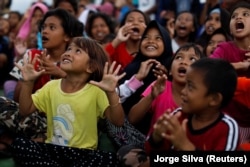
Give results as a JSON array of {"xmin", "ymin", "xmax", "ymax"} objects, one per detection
[
  {"xmin": 15, "ymin": 51, "xmax": 45, "ymax": 82},
  {"xmin": 151, "ymin": 74, "xmax": 167, "ymax": 99},
  {"xmin": 135, "ymin": 59, "xmax": 160, "ymax": 81},
  {"xmin": 14, "ymin": 38, "xmax": 27, "ymax": 56},
  {"xmin": 89, "ymin": 61, "xmax": 126, "ymax": 93}
]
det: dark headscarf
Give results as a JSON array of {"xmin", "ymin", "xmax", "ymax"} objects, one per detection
[{"xmin": 120, "ymin": 20, "xmax": 173, "ymax": 134}]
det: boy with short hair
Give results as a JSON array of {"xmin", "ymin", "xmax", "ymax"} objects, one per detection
[{"xmin": 147, "ymin": 58, "xmax": 240, "ymax": 151}]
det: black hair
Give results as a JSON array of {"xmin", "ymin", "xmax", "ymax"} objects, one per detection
[
  {"xmin": 229, "ymin": 0, "xmax": 250, "ymax": 17},
  {"xmin": 85, "ymin": 12, "xmax": 115, "ymax": 39},
  {"xmin": 54, "ymin": 0, "xmax": 78, "ymax": 15},
  {"xmin": 203, "ymin": 27, "xmax": 232, "ymax": 56},
  {"xmin": 168, "ymin": 43, "xmax": 205, "ymax": 81},
  {"xmin": 119, "ymin": 9, "xmax": 150, "ymax": 27},
  {"xmin": 39, "ymin": 8, "xmax": 83, "ymax": 38},
  {"xmin": 8, "ymin": 11, "xmax": 22, "ymax": 20},
  {"xmin": 191, "ymin": 58, "xmax": 237, "ymax": 109}
]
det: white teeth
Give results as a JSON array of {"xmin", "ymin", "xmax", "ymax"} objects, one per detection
[
  {"xmin": 97, "ymin": 32, "xmax": 103, "ymax": 37},
  {"xmin": 63, "ymin": 59, "xmax": 71, "ymax": 63},
  {"xmin": 146, "ymin": 46, "xmax": 156, "ymax": 50}
]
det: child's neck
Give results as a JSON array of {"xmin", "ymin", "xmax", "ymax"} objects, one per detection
[
  {"xmin": 47, "ymin": 47, "xmax": 66, "ymax": 62},
  {"xmin": 126, "ymin": 39, "xmax": 140, "ymax": 56},
  {"xmin": 234, "ymin": 37, "xmax": 250, "ymax": 50},
  {"xmin": 60, "ymin": 74, "xmax": 89, "ymax": 93},
  {"xmin": 192, "ymin": 110, "xmax": 220, "ymax": 130},
  {"xmin": 174, "ymin": 36, "xmax": 189, "ymax": 46}
]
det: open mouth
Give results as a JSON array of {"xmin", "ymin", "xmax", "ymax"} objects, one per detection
[
  {"xmin": 132, "ymin": 27, "xmax": 140, "ymax": 34},
  {"xmin": 42, "ymin": 36, "xmax": 49, "ymax": 42},
  {"xmin": 236, "ymin": 22, "xmax": 244, "ymax": 30},
  {"xmin": 179, "ymin": 26, "xmax": 187, "ymax": 31},
  {"xmin": 178, "ymin": 67, "xmax": 187, "ymax": 74}
]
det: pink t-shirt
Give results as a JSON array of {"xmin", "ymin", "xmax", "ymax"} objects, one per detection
[
  {"xmin": 210, "ymin": 41, "xmax": 249, "ymax": 77},
  {"xmin": 142, "ymin": 80, "xmax": 178, "ymax": 134}
]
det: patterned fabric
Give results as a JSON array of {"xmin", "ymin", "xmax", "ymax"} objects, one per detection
[
  {"xmin": 0, "ymin": 96, "xmax": 47, "ymax": 139},
  {"xmin": 106, "ymin": 118, "xmax": 146, "ymax": 148},
  {"xmin": 11, "ymin": 137, "xmax": 119, "ymax": 167}
]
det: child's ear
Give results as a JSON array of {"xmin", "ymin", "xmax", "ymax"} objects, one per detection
[
  {"xmin": 64, "ymin": 36, "xmax": 70, "ymax": 42},
  {"xmin": 209, "ymin": 93, "xmax": 222, "ymax": 107},
  {"xmin": 86, "ymin": 63, "xmax": 95, "ymax": 74}
]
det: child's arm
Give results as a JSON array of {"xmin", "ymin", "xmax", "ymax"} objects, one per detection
[
  {"xmin": 119, "ymin": 59, "xmax": 160, "ymax": 103},
  {"xmin": 90, "ymin": 61, "xmax": 126, "ymax": 126},
  {"xmin": 15, "ymin": 53, "xmax": 44, "ymax": 116},
  {"xmin": 128, "ymin": 74, "xmax": 167, "ymax": 124}
]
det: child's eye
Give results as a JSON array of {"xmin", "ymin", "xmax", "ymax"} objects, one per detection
[
  {"xmin": 231, "ymin": 14, "xmax": 236, "ymax": 19},
  {"xmin": 190, "ymin": 57, "xmax": 197, "ymax": 62},
  {"xmin": 175, "ymin": 55, "xmax": 182, "ymax": 60},
  {"xmin": 156, "ymin": 36, "xmax": 162, "ymax": 40},
  {"xmin": 243, "ymin": 12, "xmax": 250, "ymax": 17},
  {"xmin": 50, "ymin": 25, "xmax": 55, "ymax": 30},
  {"xmin": 76, "ymin": 49, "xmax": 81, "ymax": 53}
]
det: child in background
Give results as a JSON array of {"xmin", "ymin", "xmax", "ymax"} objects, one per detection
[
  {"xmin": 85, "ymin": 12, "xmax": 115, "ymax": 43},
  {"xmin": 204, "ymin": 27, "xmax": 231, "ymax": 57},
  {"xmin": 147, "ymin": 58, "xmax": 239, "ymax": 153},
  {"xmin": 9, "ymin": 37, "xmax": 124, "ymax": 166},
  {"xmin": 54, "ymin": 0, "xmax": 79, "ymax": 17},
  {"xmin": 169, "ymin": 11, "xmax": 198, "ymax": 54},
  {"xmin": 210, "ymin": 1, "xmax": 250, "ymax": 143},
  {"xmin": 16, "ymin": 2, "xmax": 48, "ymax": 41},
  {"xmin": 105, "ymin": 9, "xmax": 150, "ymax": 70}
]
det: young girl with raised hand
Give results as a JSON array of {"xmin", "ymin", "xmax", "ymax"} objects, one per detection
[
  {"xmin": 105, "ymin": 9, "xmax": 150, "ymax": 70},
  {"xmin": 210, "ymin": 1, "xmax": 250, "ymax": 144},
  {"xmin": 0, "ymin": 8, "xmax": 84, "ymax": 147},
  {"xmin": 10, "ymin": 37, "xmax": 124, "ymax": 166}
]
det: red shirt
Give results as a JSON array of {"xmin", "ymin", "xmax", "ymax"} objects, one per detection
[{"xmin": 145, "ymin": 110, "xmax": 239, "ymax": 152}]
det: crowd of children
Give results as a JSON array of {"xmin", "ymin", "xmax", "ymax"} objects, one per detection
[{"xmin": 0, "ymin": 0, "xmax": 250, "ymax": 166}]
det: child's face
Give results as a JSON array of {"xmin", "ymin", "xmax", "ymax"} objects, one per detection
[
  {"xmin": 140, "ymin": 27, "xmax": 164, "ymax": 58},
  {"xmin": 41, "ymin": 16, "xmax": 69, "ymax": 50},
  {"xmin": 91, "ymin": 17, "xmax": 110, "ymax": 42},
  {"xmin": 31, "ymin": 8, "xmax": 44, "ymax": 26},
  {"xmin": 230, "ymin": 7, "xmax": 250, "ymax": 38},
  {"xmin": 60, "ymin": 43, "xmax": 90, "ymax": 73},
  {"xmin": 175, "ymin": 12, "xmax": 195, "ymax": 38},
  {"xmin": 206, "ymin": 33, "xmax": 226, "ymax": 56},
  {"xmin": 57, "ymin": 1, "xmax": 76, "ymax": 16},
  {"xmin": 205, "ymin": 13, "xmax": 221, "ymax": 35},
  {"xmin": 180, "ymin": 67, "xmax": 210, "ymax": 114},
  {"xmin": 0, "ymin": 19, "xmax": 10, "ymax": 36},
  {"xmin": 8, "ymin": 13, "xmax": 20, "ymax": 28},
  {"xmin": 125, "ymin": 11, "xmax": 146, "ymax": 40},
  {"xmin": 170, "ymin": 47, "xmax": 200, "ymax": 84}
]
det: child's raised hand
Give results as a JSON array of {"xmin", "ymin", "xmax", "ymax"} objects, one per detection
[
  {"xmin": 151, "ymin": 74, "xmax": 167, "ymax": 99},
  {"xmin": 14, "ymin": 38, "xmax": 27, "ymax": 57},
  {"xmin": 135, "ymin": 59, "xmax": 160, "ymax": 81},
  {"xmin": 38, "ymin": 49, "xmax": 66, "ymax": 78},
  {"xmin": 89, "ymin": 61, "xmax": 126, "ymax": 93},
  {"xmin": 116, "ymin": 23, "xmax": 134, "ymax": 42},
  {"xmin": 152, "ymin": 109, "xmax": 172, "ymax": 142},
  {"xmin": 15, "ymin": 51, "xmax": 45, "ymax": 82},
  {"xmin": 152, "ymin": 63, "xmax": 168, "ymax": 77},
  {"xmin": 160, "ymin": 111, "xmax": 194, "ymax": 150}
]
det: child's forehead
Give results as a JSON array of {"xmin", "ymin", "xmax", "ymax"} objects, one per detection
[{"xmin": 232, "ymin": 7, "xmax": 250, "ymax": 13}]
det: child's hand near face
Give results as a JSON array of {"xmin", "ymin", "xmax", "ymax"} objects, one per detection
[
  {"xmin": 90, "ymin": 61, "xmax": 126, "ymax": 93},
  {"xmin": 38, "ymin": 49, "xmax": 66, "ymax": 78},
  {"xmin": 151, "ymin": 74, "xmax": 167, "ymax": 99},
  {"xmin": 15, "ymin": 51, "xmax": 44, "ymax": 82},
  {"xmin": 135, "ymin": 59, "xmax": 160, "ymax": 81},
  {"xmin": 112, "ymin": 23, "xmax": 134, "ymax": 48}
]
